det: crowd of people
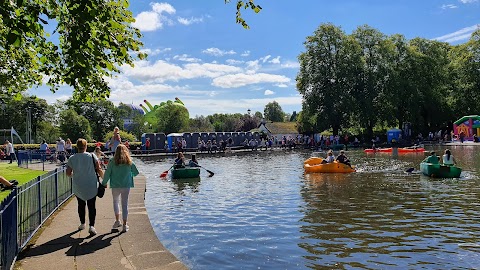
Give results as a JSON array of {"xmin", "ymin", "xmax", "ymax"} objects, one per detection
[{"xmin": 1, "ymin": 127, "xmax": 137, "ymax": 236}]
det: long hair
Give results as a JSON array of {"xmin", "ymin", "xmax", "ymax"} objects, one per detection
[
  {"xmin": 114, "ymin": 144, "xmax": 132, "ymax": 165},
  {"xmin": 445, "ymin": 149, "xmax": 451, "ymax": 160}
]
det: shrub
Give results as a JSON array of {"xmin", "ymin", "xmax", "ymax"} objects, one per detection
[{"xmin": 103, "ymin": 130, "xmax": 137, "ymax": 143}]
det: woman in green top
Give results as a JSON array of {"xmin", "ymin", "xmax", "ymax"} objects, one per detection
[
  {"xmin": 423, "ymin": 151, "xmax": 439, "ymax": 164},
  {"xmin": 102, "ymin": 144, "xmax": 139, "ymax": 232}
]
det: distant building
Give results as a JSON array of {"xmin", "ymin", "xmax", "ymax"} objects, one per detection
[{"xmin": 120, "ymin": 103, "xmax": 144, "ymax": 131}]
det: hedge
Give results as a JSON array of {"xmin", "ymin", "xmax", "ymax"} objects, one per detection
[{"xmin": 0, "ymin": 142, "xmax": 142, "ymax": 152}]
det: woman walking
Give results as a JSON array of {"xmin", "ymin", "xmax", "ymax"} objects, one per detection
[
  {"xmin": 66, "ymin": 139, "xmax": 104, "ymax": 235},
  {"xmin": 101, "ymin": 144, "xmax": 139, "ymax": 232}
]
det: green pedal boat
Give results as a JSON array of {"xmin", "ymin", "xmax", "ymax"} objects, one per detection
[
  {"xmin": 420, "ymin": 162, "xmax": 462, "ymax": 178},
  {"xmin": 171, "ymin": 167, "xmax": 201, "ymax": 179}
]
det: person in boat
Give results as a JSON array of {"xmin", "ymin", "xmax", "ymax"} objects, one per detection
[
  {"xmin": 174, "ymin": 152, "xmax": 186, "ymax": 168},
  {"xmin": 188, "ymin": 154, "xmax": 200, "ymax": 167},
  {"xmin": 336, "ymin": 150, "xmax": 352, "ymax": 168},
  {"xmin": 321, "ymin": 150, "xmax": 335, "ymax": 164},
  {"xmin": 422, "ymin": 151, "xmax": 439, "ymax": 164},
  {"xmin": 442, "ymin": 149, "xmax": 456, "ymax": 166}
]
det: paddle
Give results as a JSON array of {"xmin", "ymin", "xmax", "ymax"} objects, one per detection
[
  {"xmin": 200, "ymin": 166, "xmax": 215, "ymax": 177},
  {"xmin": 160, "ymin": 166, "xmax": 173, "ymax": 178}
]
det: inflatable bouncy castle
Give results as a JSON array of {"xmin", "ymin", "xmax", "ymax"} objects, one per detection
[
  {"xmin": 139, "ymin": 97, "xmax": 189, "ymax": 126},
  {"xmin": 453, "ymin": 115, "xmax": 480, "ymax": 141}
]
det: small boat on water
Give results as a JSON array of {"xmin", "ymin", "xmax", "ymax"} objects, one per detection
[
  {"xmin": 171, "ymin": 167, "xmax": 201, "ymax": 179},
  {"xmin": 420, "ymin": 162, "xmax": 462, "ymax": 178},
  {"xmin": 364, "ymin": 148, "xmax": 393, "ymax": 153},
  {"xmin": 398, "ymin": 147, "xmax": 425, "ymax": 153},
  {"xmin": 304, "ymin": 157, "xmax": 355, "ymax": 173},
  {"xmin": 364, "ymin": 147, "xmax": 425, "ymax": 153}
]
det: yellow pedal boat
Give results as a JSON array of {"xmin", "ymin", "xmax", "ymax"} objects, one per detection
[{"xmin": 304, "ymin": 157, "xmax": 355, "ymax": 173}]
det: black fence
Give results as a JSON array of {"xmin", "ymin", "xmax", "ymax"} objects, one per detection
[
  {"xmin": 0, "ymin": 167, "xmax": 71, "ymax": 270},
  {"xmin": 17, "ymin": 150, "xmax": 71, "ymax": 171}
]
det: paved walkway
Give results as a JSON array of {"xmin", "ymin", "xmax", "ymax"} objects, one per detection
[{"xmin": 16, "ymin": 170, "xmax": 187, "ymax": 270}]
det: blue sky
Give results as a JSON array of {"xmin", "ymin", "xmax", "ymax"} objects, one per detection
[{"xmin": 32, "ymin": 0, "xmax": 480, "ymax": 117}]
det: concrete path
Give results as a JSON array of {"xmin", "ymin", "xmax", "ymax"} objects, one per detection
[{"xmin": 16, "ymin": 174, "xmax": 187, "ymax": 270}]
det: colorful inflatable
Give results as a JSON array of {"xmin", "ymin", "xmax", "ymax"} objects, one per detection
[
  {"xmin": 140, "ymin": 98, "xmax": 189, "ymax": 126},
  {"xmin": 453, "ymin": 115, "xmax": 480, "ymax": 142}
]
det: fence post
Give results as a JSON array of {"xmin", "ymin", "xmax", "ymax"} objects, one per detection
[
  {"xmin": 0, "ymin": 189, "xmax": 19, "ymax": 270},
  {"xmin": 54, "ymin": 169, "xmax": 58, "ymax": 207},
  {"xmin": 37, "ymin": 176, "xmax": 42, "ymax": 225},
  {"xmin": 14, "ymin": 188, "xmax": 19, "ymax": 257}
]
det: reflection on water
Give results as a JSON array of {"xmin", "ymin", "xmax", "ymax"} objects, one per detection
[{"xmin": 140, "ymin": 147, "xmax": 480, "ymax": 269}]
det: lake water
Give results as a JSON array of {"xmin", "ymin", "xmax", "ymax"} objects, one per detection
[{"xmin": 138, "ymin": 146, "xmax": 480, "ymax": 269}]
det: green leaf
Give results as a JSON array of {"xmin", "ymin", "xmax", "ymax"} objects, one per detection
[{"xmin": 13, "ymin": 37, "xmax": 22, "ymax": 47}]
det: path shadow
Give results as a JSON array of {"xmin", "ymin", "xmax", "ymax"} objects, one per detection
[
  {"xmin": 66, "ymin": 230, "xmax": 121, "ymax": 256},
  {"xmin": 18, "ymin": 229, "xmax": 122, "ymax": 259},
  {"xmin": 18, "ymin": 230, "xmax": 82, "ymax": 259}
]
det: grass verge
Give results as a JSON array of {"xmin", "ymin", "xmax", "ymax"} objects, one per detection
[{"xmin": 0, "ymin": 162, "xmax": 46, "ymax": 201}]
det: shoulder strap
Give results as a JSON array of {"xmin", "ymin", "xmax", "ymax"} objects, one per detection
[{"xmin": 91, "ymin": 154, "xmax": 99, "ymax": 181}]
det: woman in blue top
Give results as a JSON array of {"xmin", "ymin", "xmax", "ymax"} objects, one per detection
[{"xmin": 102, "ymin": 144, "xmax": 139, "ymax": 232}]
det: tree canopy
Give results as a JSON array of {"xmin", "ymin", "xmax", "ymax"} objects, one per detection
[
  {"xmin": 297, "ymin": 23, "xmax": 480, "ymax": 137},
  {"xmin": 0, "ymin": 0, "xmax": 262, "ymax": 102},
  {"xmin": 264, "ymin": 101, "xmax": 285, "ymax": 122},
  {"xmin": 1, "ymin": 0, "xmax": 145, "ymax": 102}
]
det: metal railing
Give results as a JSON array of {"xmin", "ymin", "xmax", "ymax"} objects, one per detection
[
  {"xmin": 0, "ymin": 167, "xmax": 71, "ymax": 270},
  {"xmin": 17, "ymin": 150, "xmax": 70, "ymax": 171}
]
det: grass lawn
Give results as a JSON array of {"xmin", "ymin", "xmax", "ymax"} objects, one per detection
[{"xmin": 0, "ymin": 162, "xmax": 46, "ymax": 201}]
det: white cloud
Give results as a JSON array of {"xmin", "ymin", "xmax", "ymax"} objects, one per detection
[
  {"xmin": 264, "ymin": 90, "xmax": 275, "ymax": 95},
  {"xmin": 151, "ymin": 2, "xmax": 176, "ymax": 13},
  {"xmin": 245, "ymin": 60, "xmax": 261, "ymax": 74},
  {"xmin": 269, "ymin": 56, "xmax": 281, "ymax": 64},
  {"xmin": 38, "ymin": 94, "xmax": 70, "ymax": 104},
  {"xmin": 138, "ymin": 48, "xmax": 172, "ymax": 56},
  {"xmin": 202, "ymin": 47, "xmax": 237, "ymax": 57},
  {"xmin": 241, "ymin": 50, "xmax": 251, "ymax": 57},
  {"xmin": 177, "ymin": 16, "xmax": 204, "ymax": 25},
  {"xmin": 280, "ymin": 61, "xmax": 300, "ymax": 69},
  {"xmin": 441, "ymin": 4, "xmax": 458, "ymax": 9},
  {"xmin": 275, "ymin": 83, "xmax": 288, "ymax": 88},
  {"xmin": 226, "ymin": 59, "xmax": 244, "ymax": 65},
  {"xmin": 260, "ymin": 55, "xmax": 272, "ymax": 63},
  {"xmin": 106, "ymin": 76, "xmax": 219, "ymax": 104},
  {"xmin": 173, "ymin": 54, "xmax": 201, "ymax": 62},
  {"xmin": 434, "ymin": 24, "xmax": 479, "ymax": 42},
  {"xmin": 459, "ymin": 0, "xmax": 478, "ymax": 3},
  {"xmin": 176, "ymin": 96, "xmax": 302, "ymax": 116},
  {"xmin": 212, "ymin": 73, "xmax": 291, "ymax": 88},
  {"xmin": 121, "ymin": 60, "xmax": 242, "ymax": 82},
  {"xmin": 132, "ymin": 2, "xmax": 176, "ymax": 31}
]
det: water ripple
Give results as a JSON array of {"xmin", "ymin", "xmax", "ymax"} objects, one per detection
[{"xmin": 140, "ymin": 148, "xmax": 480, "ymax": 269}]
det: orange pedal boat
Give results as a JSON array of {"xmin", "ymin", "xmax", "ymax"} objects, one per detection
[{"xmin": 304, "ymin": 157, "xmax": 355, "ymax": 173}]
